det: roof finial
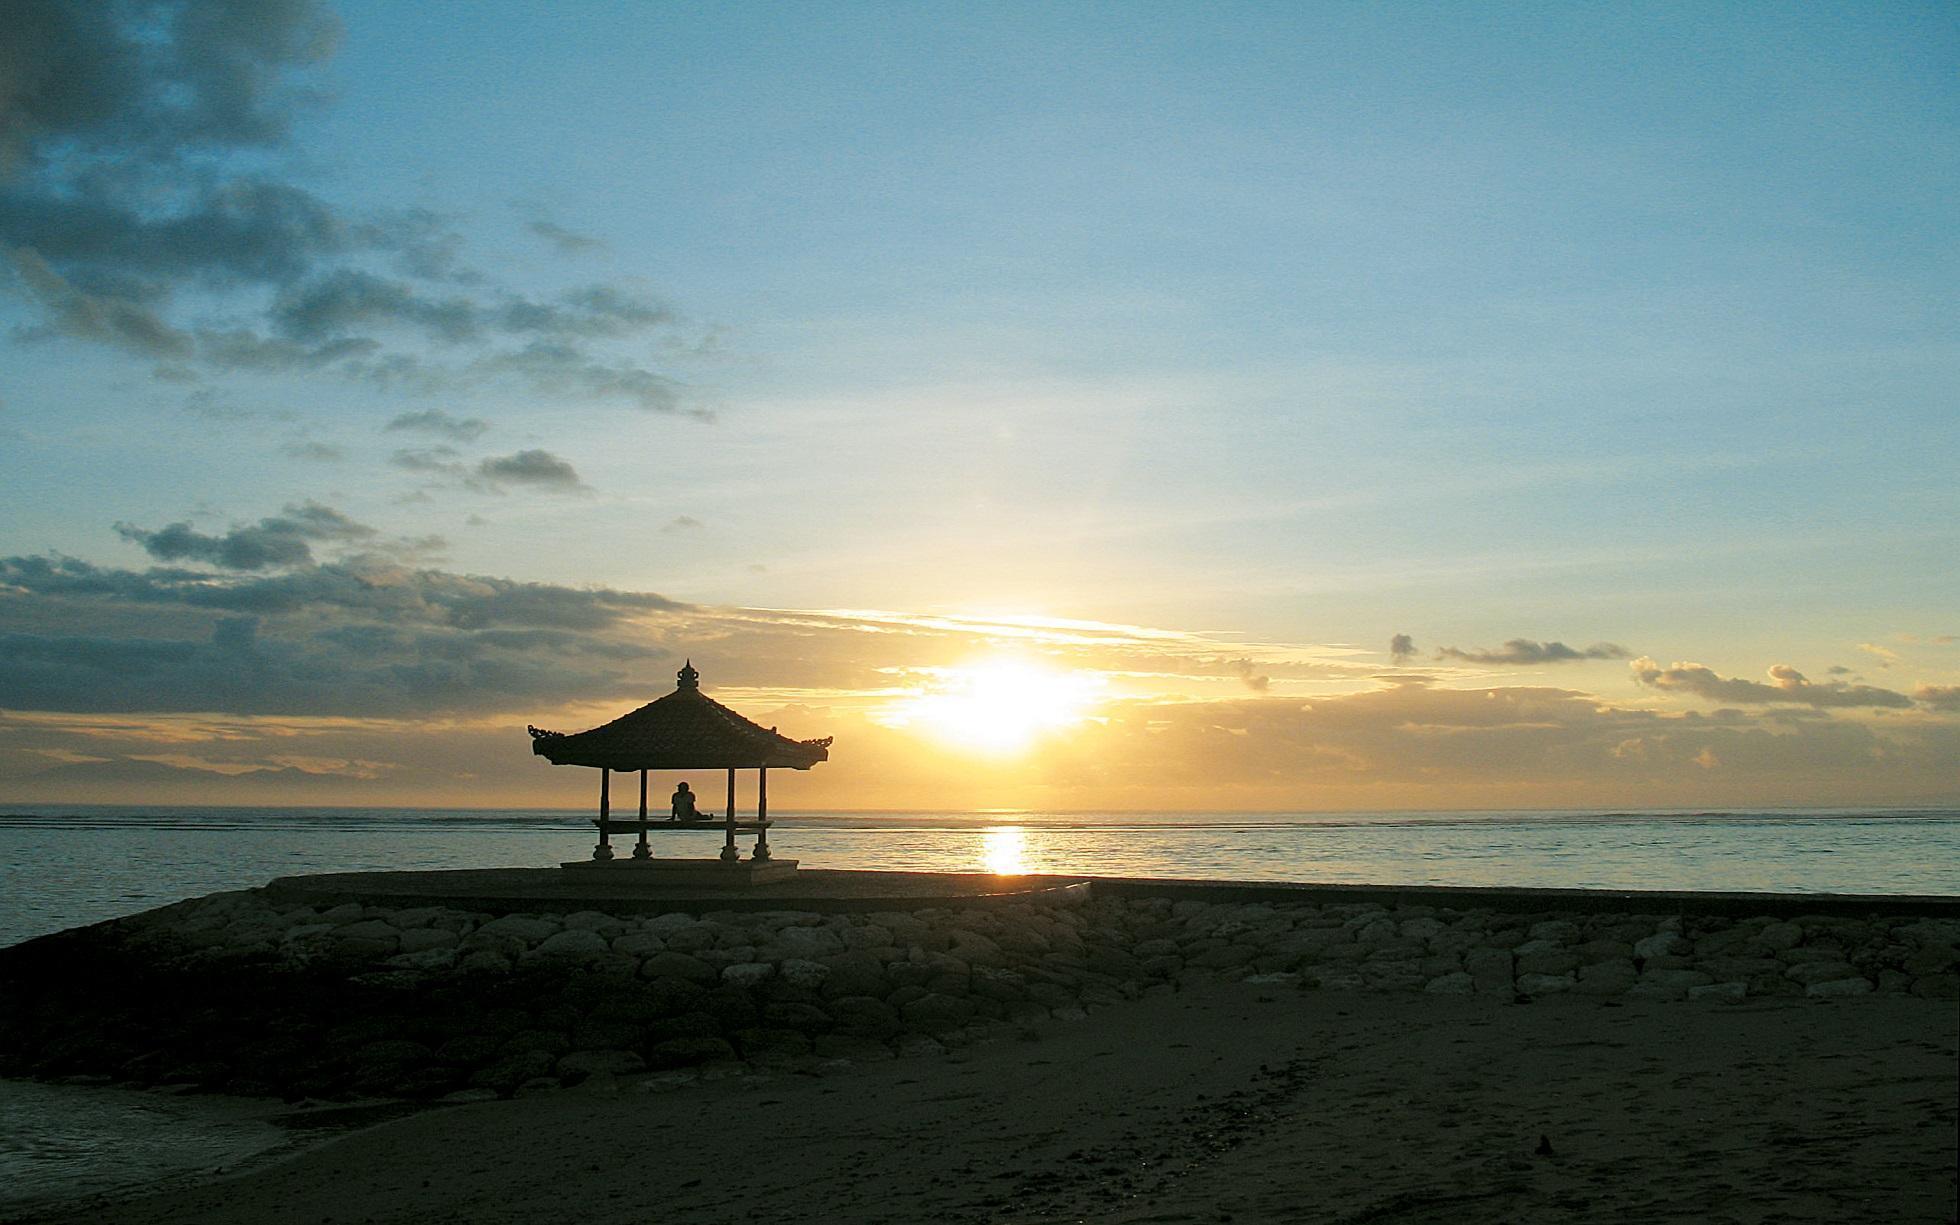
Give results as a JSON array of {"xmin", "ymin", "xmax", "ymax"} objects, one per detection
[{"xmin": 677, "ymin": 659, "xmax": 700, "ymax": 690}]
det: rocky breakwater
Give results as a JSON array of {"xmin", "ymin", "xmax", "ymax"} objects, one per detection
[{"xmin": 1, "ymin": 890, "xmax": 1953, "ymax": 1103}]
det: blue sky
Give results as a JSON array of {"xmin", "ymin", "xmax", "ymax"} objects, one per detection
[{"xmin": 0, "ymin": 2, "xmax": 1953, "ymax": 808}]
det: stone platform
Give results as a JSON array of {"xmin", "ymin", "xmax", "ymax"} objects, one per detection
[
  {"xmin": 262, "ymin": 866, "xmax": 1094, "ymax": 915},
  {"xmin": 559, "ymin": 857, "xmax": 803, "ymax": 887}
]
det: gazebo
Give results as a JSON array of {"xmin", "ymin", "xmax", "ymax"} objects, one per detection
[{"xmin": 527, "ymin": 661, "xmax": 831, "ymax": 872}]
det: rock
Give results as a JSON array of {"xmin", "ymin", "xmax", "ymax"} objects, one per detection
[
  {"xmin": 1805, "ymin": 976, "xmax": 1873, "ymax": 997},
  {"xmin": 774, "ymin": 926, "xmax": 846, "ymax": 958},
  {"xmin": 1516, "ymin": 949, "xmax": 1581, "ymax": 977},
  {"xmin": 829, "ymin": 995, "xmax": 901, "ymax": 1038},
  {"xmin": 761, "ymin": 1002, "xmax": 833, "ymax": 1031},
  {"xmin": 1910, "ymin": 974, "xmax": 1959, "ymax": 1000},
  {"xmin": 532, "ymin": 929, "xmax": 611, "ymax": 963},
  {"xmin": 459, "ymin": 949, "xmax": 514, "ymax": 974},
  {"xmin": 1757, "ymin": 921, "xmax": 1803, "ymax": 951},
  {"xmin": 1399, "ymin": 918, "xmax": 1447, "ymax": 942},
  {"xmin": 1527, "ymin": 920, "xmax": 1581, "ymax": 944},
  {"xmin": 779, "ymin": 958, "xmax": 831, "ymax": 990},
  {"xmin": 661, "ymin": 924, "xmax": 719, "ymax": 953},
  {"xmin": 814, "ymin": 949, "xmax": 890, "ymax": 999},
  {"xmin": 513, "ymin": 1077, "xmax": 562, "ymax": 1097},
  {"xmin": 385, "ymin": 948, "xmax": 457, "ymax": 972},
  {"xmin": 612, "ymin": 931, "xmax": 667, "ymax": 958},
  {"xmin": 641, "ymin": 952, "xmax": 718, "ymax": 984},
  {"xmin": 561, "ymin": 911, "xmax": 618, "ymax": 932},
  {"xmin": 901, "ymin": 992, "xmax": 977, "ymax": 1034},
  {"xmin": 1424, "ymin": 972, "xmax": 1474, "ymax": 994},
  {"xmin": 720, "ymin": 962, "xmax": 776, "ymax": 988},
  {"xmin": 1784, "ymin": 961, "xmax": 1860, "ymax": 985},
  {"xmin": 895, "ymin": 1035, "xmax": 948, "ymax": 1058},
  {"xmin": 1516, "ymin": 973, "xmax": 1576, "ymax": 996},
  {"xmin": 648, "ymin": 1036, "xmax": 736, "ymax": 1068},
  {"xmin": 1463, "ymin": 948, "xmax": 1514, "ymax": 994},
  {"xmin": 1641, "ymin": 968, "xmax": 1713, "ymax": 989},
  {"xmin": 1633, "ymin": 933, "xmax": 1686, "ymax": 961},
  {"xmin": 1574, "ymin": 960, "xmax": 1638, "ymax": 996},
  {"xmin": 477, "ymin": 915, "xmax": 561, "ymax": 943},
  {"xmin": 557, "ymin": 1049, "xmax": 646, "ymax": 1079},
  {"xmin": 398, "ymin": 927, "xmax": 460, "ymax": 954},
  {"xmin": 842, "ymin": 923, "xmax": 894, "ymax": 950},
  {"xmin": 439, "ymin": 1088, "xmax": 500, "ymax": 1104},
  {"xmin": 1689, "ymin": 981, "xmax": 1747, "ymax": 1002}
]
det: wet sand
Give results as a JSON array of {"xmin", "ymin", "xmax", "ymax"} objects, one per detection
[{"xmin": 20, "ymin": 982, "xmax": 1955, "ymax": 1225}]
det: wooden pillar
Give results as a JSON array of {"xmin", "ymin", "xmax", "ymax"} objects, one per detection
[
  {"xmin": 720, "ymin": 766, "xmax": 739, "ymax": 862},
  {"xmin": 593, "ymin": 768, "xmax": 614, "ymax": 860},
  {"xmin": 753, "ymin": 766, "xmax": 771, "ymax": 860},
  {"xmin": 633, "ymin": 769, "xmax": 650, "ymax": 859}
]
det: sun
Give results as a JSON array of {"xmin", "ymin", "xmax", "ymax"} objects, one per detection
[{"xmin": 889, "ymin": 660, "xmax": 1102, "ymax": 754}]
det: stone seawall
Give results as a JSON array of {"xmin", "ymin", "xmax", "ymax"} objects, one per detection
[{"xmin": 2, "ymin": 886, "xmax": 1954, "ymax": 1103}]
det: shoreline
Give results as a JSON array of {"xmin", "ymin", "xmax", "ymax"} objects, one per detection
[{"xmin": 4, "ymin": 869, "xmax": 1955, "ymax": 1222}]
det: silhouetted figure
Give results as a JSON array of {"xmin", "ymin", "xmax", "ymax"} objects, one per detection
[
  {"xmin": 671, "ymin": 781, "xmax": 705, "ymax": 822},
  {"xmin": 1534, "ymin": 1133, "xmax": 1554, "ymax": 1157}
]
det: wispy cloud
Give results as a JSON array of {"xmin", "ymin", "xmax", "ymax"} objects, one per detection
[
  {"xmin": 1437, "ymin": 638, "xmax": 1631, "ymax": 666},
  {"xmin": 384, "ymin": 409, "xmax": 489, "ymax": 442}
]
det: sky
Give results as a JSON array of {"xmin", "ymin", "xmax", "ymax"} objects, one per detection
[{"xmin": 0, "ymin": 1, "xmax": 1954, "ymax": 812}]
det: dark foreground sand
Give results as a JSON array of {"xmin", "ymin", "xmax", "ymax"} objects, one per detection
[{"xmin": 23, "ymin": 983, "xmax": 1955, "ymax": 1225}]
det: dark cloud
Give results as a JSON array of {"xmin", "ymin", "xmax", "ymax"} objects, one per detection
[
  {"xmin": 527, "ymin": 219, "xmax": 605, "ymax": 255},
  {"xmin": 0, "ymin": 552, "xmax": 684, "ymax": 630},
  {"xmin": 279, "ymin": 440, "xmax": 342, "ymax": 461},
  {"xmin": 1630, "ymin": 658, "xmax": 1914, "ymax": 709},
  {"xmin": 0, "ymin": 542, "xmax": 692, "ymax": 717},
  {"xmin": 473, "ymin": 449, "xmax": 584, "ymax": 492},
  {"xmin": 384, "ymin": 408, "xmax": 488, "ymax": 442},
  {"xmin": 0, "ymin": 1, "xmax": 690, "ymax": 412},
  {"xmin": 1913, "ymin": 685, "xmax": 1960, "ymax": 711},
  {"xmin": 271, "ymin": 269, "xmax": 481, "ymax": 343},
  {"xmin": 1388, "ymin": 633, "xmax": 1416, "ymax": 664},
  {"xmin": 114, "ymin": 501, "xmax": 373, "ymax": 570},
  {"xmin": 665, "ymin": 516, "xmax": 704, "ymax": 532},
  {"xmin": 1438, "ymin": 638, "xmax": 1631, "ymax": 666}
]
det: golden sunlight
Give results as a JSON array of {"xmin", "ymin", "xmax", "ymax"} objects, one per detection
[
  {"xmin": 981, "ymin": 825, "xmax": 1028, "ymax": 875},
  {"xmin": 886, "ymin": 660, "xmax": 1103, "ymax": 754}
]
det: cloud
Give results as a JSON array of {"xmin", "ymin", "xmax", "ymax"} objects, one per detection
[
  {"xmin": 1437, "ymin": 638, "xmax": 1631, "ymax": 666},
  {"xmin": 114, "ymin": 501, "xmax": 374, "ymax": 570},
  {"xmin": 1913, "ymin": 685, "xmax": 1960, "ymax": 711},
  {"xmin": 1230, "ymin": 658, "xmax": 1270, "ymax": 692},
  {"xmin": 527, "ymin": 219, "xmax": 605, "ymax": 255},
  {"xmin": 1856, "ymin": 642, "xmax": 1899, "ymax": 667},
  {"xmin": 664, "ymin": 516, "xmax": 704, "ymax": 532},
  {"xmin": 384, "ymin": 409, "xmax": 488, "ymax": 442},
  {"xmin": 1388, "ymin": 633, "xmax": 1416, "ymax": 664},
  {"xmin": 1630, "ymin": 658, "xmax": 1914, "ymax": 709},
  {"xmin": 279, "ymin": 440, "xmax": 342, "ymax": 461},
  {"xmin": 0, "ymin": 1, "xmax": 690, "ymax": 412},
  {"xmin": 473, "ymin": 449, "xmax": 585, "ymax": 493}
]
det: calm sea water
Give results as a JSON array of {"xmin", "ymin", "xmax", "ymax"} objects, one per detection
[{"xmin": 2, "ymin": 804, "xmax": 1957, "ymax": 950}]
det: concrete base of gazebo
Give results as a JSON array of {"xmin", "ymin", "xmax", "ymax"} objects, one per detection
[{"xmin": 559, "ymin": 858, "xmax": 801, "ymax": 887}]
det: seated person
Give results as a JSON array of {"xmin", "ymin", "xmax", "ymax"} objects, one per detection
[{"xmin": 670, "ymin": 781, "xmax": 711, "ymax": 822}]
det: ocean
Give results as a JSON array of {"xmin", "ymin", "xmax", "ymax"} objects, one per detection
[{"xmin": 3, "ymin": 804, "xmax": 1957, "ymax": 950}]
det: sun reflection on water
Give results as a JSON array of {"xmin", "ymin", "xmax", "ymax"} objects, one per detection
[{"xmin": 981, "ymin": 826, "xmax": 1027, "ymax": 875}]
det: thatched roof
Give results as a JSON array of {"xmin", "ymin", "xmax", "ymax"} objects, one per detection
[{"xmin": 528, "ymin": 662, "xmax": 831, "ymax": 771}]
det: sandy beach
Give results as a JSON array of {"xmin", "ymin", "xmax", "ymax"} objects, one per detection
[{"xmin": 18, "ymin": 980, "xmax": 1955, "ymax": 1225}]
